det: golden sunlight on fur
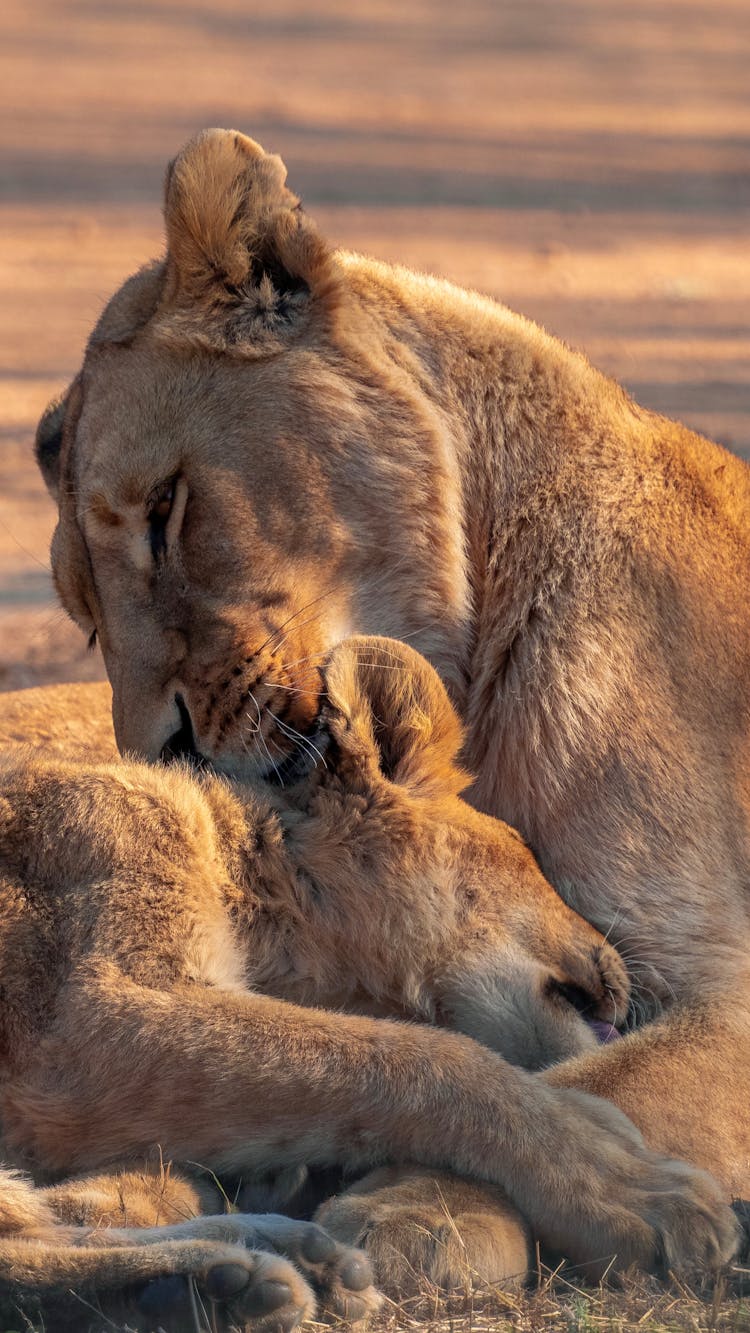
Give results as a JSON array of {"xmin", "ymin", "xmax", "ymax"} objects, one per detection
[
  {"xmin": 0, "ymin": 639, "xmax": 658, "ymax": 1327},
  {"xmin": 24, "ymin": 127, "xmax": 750, "ymax": 1314},
  {"xmin": 0, "ymin": 636, "xmax": 654, "ymax": 1327}
]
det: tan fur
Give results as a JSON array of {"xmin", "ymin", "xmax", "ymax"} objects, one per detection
[
  {"xmin": 0, "ymin": 639, "xmax": 733, "ymax": 1324},
  {"xmin": 316, "ymin": 1166, "xmax": 532, "ymax": 1298},
  {"xmin": 30, "ymin": 128, "xmax": 750, "ymax": 1292}
]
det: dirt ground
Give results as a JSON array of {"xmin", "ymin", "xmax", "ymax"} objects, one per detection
[{"xmin": 1, "ymin": 0, "xmax": 749, "ymax": 689}]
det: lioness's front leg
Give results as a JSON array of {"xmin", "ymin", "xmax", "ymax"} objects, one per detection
[
  {"xmin": 3, "ymin": 970, "xmax": 738, "ymax": 1275},
  {"xmin": 544, "ymin": 997, "xmax": 750, "ymax": 1199}
]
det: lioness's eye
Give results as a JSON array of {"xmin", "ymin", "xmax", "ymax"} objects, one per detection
[{"xmin": 147, "ymin": 476, "xmax": 177, "ymax": 560}]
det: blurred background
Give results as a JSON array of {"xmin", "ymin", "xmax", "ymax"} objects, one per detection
[{"xmin": 2, "ymin": 0, "xmax": 749, "ymax": 689}]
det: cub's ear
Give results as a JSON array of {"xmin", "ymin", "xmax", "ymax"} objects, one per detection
[
  {"xmin": 323, "ymin": 636, "xmax": 469, "ymax": 797},
  {"xmin": 161, "ymin": 128, "xmax": 337, "ymax": 347},
  {"xmin": 35, "ymin": 388, "xmax": 70, "ymax": 499}
]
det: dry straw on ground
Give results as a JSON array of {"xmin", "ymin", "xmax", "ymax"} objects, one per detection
[
  {"xmin": 13, "ymin": 1259, "xmax": 750, "ymax": 1333},
  {"xmin": 364, "ymin": 1267, "xmax": 750, "ymax": 1333}
]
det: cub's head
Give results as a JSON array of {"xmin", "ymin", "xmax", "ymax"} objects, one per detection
[
  {"xmin": 259, "ymin": 635, "xmax": 628, "ymax": 1071},
  {"xmin": 37, "ymin": 129, "xmax": 467, "ymax": 777}
]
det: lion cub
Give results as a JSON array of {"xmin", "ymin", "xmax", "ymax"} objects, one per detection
[{"xmin": 0, "ymin": 637, "xmax": 694, "ymax": 1330}]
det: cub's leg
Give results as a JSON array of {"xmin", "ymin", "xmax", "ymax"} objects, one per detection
[
  {"xmin": 3, "ymin": 969, "xmax": 737, "ymax": 1275},
  {"xmin": 41, "ymin": 1169, "xmax": 379, "ymax": 1322},
  {"xmin": 316, "ymin": 1165, "xmax": 531, "ymax": 1296},
  {"xmin": 0, "ymin": 1167, "xmax": 378, "ymax": 1328},
  {"xmin": 0, "ymin": 1232, "xmax": 320, "ymax": 1332},
  {"xmin": 41, "ymin": 1163, "xmax": 218, "ymax": 1228},
  {"xmin": 0, "ymin": 1166, "xmax": 59, "ymax": 1238},
  {"xmin": 100, "ymin": 1212, "xmax": 379, "ymax": 1323},
  {"xmin": 0, "ymin": 1166, "xmax": 319, "ymax": 1330}
]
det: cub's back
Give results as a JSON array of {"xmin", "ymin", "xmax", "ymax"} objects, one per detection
[{"xmin": 0, "ymin": 682, "xmax": 116, "ymax": 763}]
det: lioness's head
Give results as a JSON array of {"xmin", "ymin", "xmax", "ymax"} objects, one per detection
[
  {"xmin": 38, "ymin": 129, "xmax": 467, "ymax": 777},
  {"xmin": 243, "ymin": 635, "xmax": 628, "ymax": 1069}
]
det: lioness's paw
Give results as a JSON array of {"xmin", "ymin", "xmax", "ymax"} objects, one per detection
[
  {"xmin": 137, "ymin": 1245, "xmax": 316, "ymax": 1333},
  {"xmin": 535, "ymin": 1089, "xmax": 740, "ymax": 1276}
]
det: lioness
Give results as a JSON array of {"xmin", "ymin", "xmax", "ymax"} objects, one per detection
[
  {"xmin": 33, "ymin": 130, "xmax": 748, "ymax": 1275},
  {"xmin": 0, "ymin": 636, "xmax": 635, "ymax": 1327}
]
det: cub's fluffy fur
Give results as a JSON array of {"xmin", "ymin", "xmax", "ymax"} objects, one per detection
[{"xmin": 0, "ymin": 637, "xmax": 648, "ymax": 1326}]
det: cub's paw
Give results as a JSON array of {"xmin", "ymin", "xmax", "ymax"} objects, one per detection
[
  {"xmin": 238, "ymin": 1214, "xmax": 382, "ymax": 1322},
  {"xmin": 316, "ymin": 1167, "xmax": 531, "ymax": 1297},
  {"xmin": 136, "ymin": 1242, "xmax": 317, "ymax": 1333},
  {"xmin": 532, "ymin": 1089, "xmax": 740, "ymax": 1276}
]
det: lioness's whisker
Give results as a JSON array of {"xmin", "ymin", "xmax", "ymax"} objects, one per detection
[
  {"xmin": 268, "ymin": 610, "xmax": 334, "ymax": 658},
  {"xmin": 268, "ymin": 709, "xmax": 328, "ymax": 771},
  {"xmin": 599, "ymin": 906, "xmax": 628, "ymax": 947},
  {"xmin": 603, "ymin": 985, "xmax": 619, "ymax": 1029},
  {"xmin": 260, "ymin": 679, "xmax": 327, "ymax": 702},
  {"xmin": 0, "ymin": 514, "xmax": 52, "ymax": 573},
  {"xmin": 251, "ymin": 587, "xmax": 337, "ymax": 661},
  {"xmin": 624, "ymin": 977, "xmax": 666, "ymax": 1019},
  {"xmin": 615, "ymin": 944, "xmax": 676, "ymax": 1002},
  {"xmin": 278, "ymin": 651, "xmax": 329, "ymax": 673},
  {"xmin": 254, "ymin": 577, "xmax": 356, "ymax": 663},
  {"xmin": 353, "ymin": 658, "xmax": 410, "ymax": 672},
  {"xmin": 246, "ymin": 690, "xmax": 284, "ymax": 786},
  {"xmin": 252, "ymin": 554, "xmax": 418, "ymax": 666},
  {"xmin": 396, "ymin": 622, "xmax": 441, "ymax": 643}
]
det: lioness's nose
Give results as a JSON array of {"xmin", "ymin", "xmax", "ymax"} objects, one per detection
[{"xmin": 160, "ymin": 693, "xmax": 203, "ymax": 766}]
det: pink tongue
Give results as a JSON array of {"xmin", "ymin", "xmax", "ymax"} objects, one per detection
[{"xmin": 588, "ymin": 1019, "xmax": 621, "ymax": 1044}]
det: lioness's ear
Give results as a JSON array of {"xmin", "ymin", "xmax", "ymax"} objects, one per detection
[
  {"xmin": 162, "ymin": 128, "xmax": 336, "ymax": 345},
  {"xmin": 35, "ymin": 388, "xmax": 70, "ymax": 499},
  {"xmin": 324, "ymin": 636, "xmax": 469, "ymax": 796},
  {"xmin": 88, "ymin": 260, "xmax": 165, "ymax": 348}
]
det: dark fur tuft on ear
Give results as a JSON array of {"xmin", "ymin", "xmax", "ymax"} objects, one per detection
[
  {"xmin": 164, "ymin": 129, "xmax": 300, "ymax": 298},
  {"xmin": 35, "ymin": 392, "xmax": 68, "ymax": 499},
  {"xmin": 159, "ymin": 129, "xmax": 337, "ymax": 351},
  {"xmin": 323, "ymin": 636, "xmax": 469, "ymax": 796}
]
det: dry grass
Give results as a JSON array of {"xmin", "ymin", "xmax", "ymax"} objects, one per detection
[
  {"xmin": 355, "ymin": 1266, "xmax": 750, "ymax": 1333},
  {"xmin": 5, "ymin": 1186, "xmax": 750, "ymax": 1331},
  {"xmin": 7, "ymin": 1263, "xmax": 750, "ymax": 1333}
]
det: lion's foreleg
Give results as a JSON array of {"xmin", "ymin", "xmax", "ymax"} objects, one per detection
[
  {"xmin": 543, "ymin": 996, "xmax": 750, "ymax": 1197},
  {"xmin": 1, "ymin": 971, "xmax": 738, "ymax": 1274}
]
